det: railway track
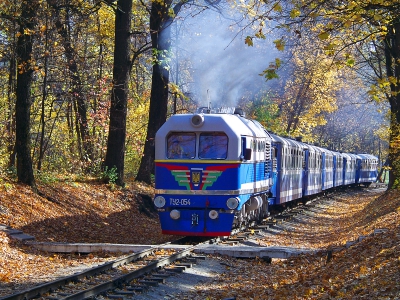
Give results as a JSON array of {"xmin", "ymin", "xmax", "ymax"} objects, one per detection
[
  {"xmin": 224, "ymin": 185, "xmax": 387, "ymax": 245},
  {"xmin": 0, "ymin": 243, "xmax": 205, "ymax": 300}
]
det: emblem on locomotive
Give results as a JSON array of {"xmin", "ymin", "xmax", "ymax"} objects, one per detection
[
  {"xmin": 169, "ymin": 167, "xmax": 225, "ymax": 190},
  {"xmin": 190, "ymin": 168, "xmax": 202, "ymax": 186}
]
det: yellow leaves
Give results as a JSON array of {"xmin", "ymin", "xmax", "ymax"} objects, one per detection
[
  {"xmin": 324, "ymin": 42, "xmax": 336, "ymax": 51},
  {"xmin": 168, "ymin": 7, "xmax": 175, "ymax": 18},
  {"xmin": 388, "ymin": 76, "xmax": 398, "ymax": 86},
  {"xmin": 346, "ymin": 58, "xmax": 355, "ymax": 67},
  {"xmin": 318, "ymin": 31, "xmax": 330, "ymax": 40},
  {"xmin": 23, "ymin": 28, "xmax": 35, "ymax": 36},
  {"xmin": 373, "ymin": 13, "xmax": 383, "ymax": 21},
  {"xmin": 255, "ymin": 29, "xmax": 265, "ymax": 39},
  {"xmin": 344, "ymin": 20, "xmax": 352, "ymax": 28},
  {"xmin": 290, "ymin": 9, "xmax": 301, "ymax": 19},
  {"xmin": 260, "ymin": 58, "xmax": 281, "ymax": 80},
  {"xmin": 347, "ymin": 1, "xmax": 357, "ymax": 10},
  {"xmin": 377, "ymin": 78, "xmax": 390, "ymax": 88},
  {"xmin": 368, "ymin": 84, "xmax": 382, "ymax": 102},
  {"xmin": 168, "ymin": 83, "xmax": 187, "ymax": 102},
  {"xmin": 272, "ymin": 3, "xmax": 282, "ymax": 12},
  {"xmin": 273, "ymin": 38, "xmax": 285, "ymax": 51},
  {"xmin": 245, "ymin": 36, "xmax": 253, "ymax": 47},
  {"xmin": 274, "ymin": 57, "xmax": 282, "ymax": 68}
]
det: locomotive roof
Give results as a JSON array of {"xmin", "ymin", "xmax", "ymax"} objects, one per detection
[
  {"xmin": 156, "ymin": 112, "xmax": 269, "ymax": 137},
  {"xmin": 155, "ymin": 112, "xmax": 271, "ymax": 160}
]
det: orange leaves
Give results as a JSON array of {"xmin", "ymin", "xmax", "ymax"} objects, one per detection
[
  {"xmin": 1, "ymin": 179, "xmax": 400, "ymax": 299},
  {"xmin": 185, "ymin": 189, "xmax": 400, "ymax": 299},
  {"xmin": 0, "ymin": 272, "xmax": 11, "ymax": 283}
]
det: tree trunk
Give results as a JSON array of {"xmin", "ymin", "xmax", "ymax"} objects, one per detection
[
  {"xmin": 385, "ymin": 19, "xmax": 400, "ymax": 189},
  {"xmin": 135, "ymin": 0, "xmax": 174, "ymax": 184},
  {"xmin": 104, "ymin": 0, "xmax": 132, "ymax": 186},
  {"xmin": 51, "ymin": 5, "xmax": 93, "ymax": 163},
  {"xmin": 7, "ymin": 40, "xmax": 16, "ymax": 169},
  {"xmin": 15, "ymin": 0, "xmax": 38, "ymax": 188},
  {"xmin": 37, "ymin": 16, "xmax": 49, "ymax": 171}
]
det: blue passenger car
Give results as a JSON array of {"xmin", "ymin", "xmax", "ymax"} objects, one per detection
[
  {"xmin": 270, "ymin": 134, "xmax": 303, "ymax": 204},
  {"xmin": 342, "ymin": 153, "xmax": 358, "ymax": 185},
  {"xmin": 333, "ymin": 151, "xmax": 344, "ymax": 187},
  {"xmin": 303, "ymin": 144, "xmax": 323, "ymax": 196},
  {"xmin": 321, "ymin": 148, "xmax": 334, "ymax": 190},
  {"xmin": 356, "ymin": 154, "xmax": 378, "ymax": 186}
]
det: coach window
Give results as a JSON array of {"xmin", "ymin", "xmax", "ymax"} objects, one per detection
[
  {"xmin": 312, "ymin": 153, "xmax": 316, "ymax": 169},
  {"xmin": 167, "ymin": 132, "xmax": 196, "ymax": 159},
  {"xmin": 199, "ymin": 132, "xmax": 228, "ymax": 159},
  {"xmin": 283, "ymin": 148, "xmax": 286, "ymax": 168},
  {"xmin": 293, "ymin": 149, "xmax": 296, "ymax": 169}
]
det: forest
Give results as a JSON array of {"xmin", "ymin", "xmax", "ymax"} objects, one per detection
[{"xmin": 0, "ymin": 0, "xmax": 398, "ymax": 188}]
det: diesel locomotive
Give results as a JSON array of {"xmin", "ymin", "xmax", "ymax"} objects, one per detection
[{"xmin": 153, "ymin": 107, "xmax": 378, "ymax": 236}]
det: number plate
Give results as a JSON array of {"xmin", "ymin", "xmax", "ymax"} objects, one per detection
[{"xmin": 170, "ymin": 198, "xmax": 191, "ymax": 206}]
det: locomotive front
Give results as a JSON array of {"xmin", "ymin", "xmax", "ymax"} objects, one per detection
[{"xmin": 153, "ymin": 108, "xmax": 272, "ymax": 236}]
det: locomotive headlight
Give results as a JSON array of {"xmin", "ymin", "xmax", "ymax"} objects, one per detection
[
  {"xmin": 191, "ymin": 113, "xmax": 204, "ymax": 127},
  {"xmin": 170, "ymin": 209, "xmax": 181, "ymax": 220},
  {"xmin": 226, "ymin": 197, "xmax": 239, "ymax": 209},
  {"xmin": 154, "ymin": 196, "xmax": 166, "ymax": 208},
  {"xmin": 209, "ymin": 210, "xmax": 219, "ymax": 219}
]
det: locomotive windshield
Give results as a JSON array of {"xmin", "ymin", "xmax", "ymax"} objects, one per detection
[
  {"xmin": 167, "ymin": 132, "xmax": 196, "ymax": 159},
  {"xmin": 199, "ymin": 132, "xmax": 228, "ymax": 159}
]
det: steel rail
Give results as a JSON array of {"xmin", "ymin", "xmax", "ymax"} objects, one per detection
[
  {"xmin": 63, "ymin": 244, "xmax": 196, "ymax": 300},
  {"xmin": 0, "ymin": 243, "xmax": 177, "ymax": 300}
]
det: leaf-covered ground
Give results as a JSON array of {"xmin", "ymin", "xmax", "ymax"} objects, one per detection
[
  {"xmin": 180, "ymin": 187, "xmax": 400, "ymax": 299},
  {"xmin": 0, "ymin": 179, "xmax": 399, "ymax": 299}
]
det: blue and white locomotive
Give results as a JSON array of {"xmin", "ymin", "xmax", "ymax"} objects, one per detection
[{"xmin": 153, "ymin": 107, "xmax": 378, "ymax": 236}]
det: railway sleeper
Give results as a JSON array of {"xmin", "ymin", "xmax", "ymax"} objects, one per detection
[
  {"xmin": 149, "ymin": 276, "xmax": 167, "ymax": 283},
  {"xmin": 138, "ymin": 279, "xmax": 159, "ymax": 286},
  {"xmin": 126, "ymin": 285, "xmax": 149, "ymax": 292},
  {"xmin": 176, "ymin": 262, "xmax": 193, "ymax": 268},
  {"xmin": 164, "ymin": 266, "xmax": 185, "ymax": 273}
]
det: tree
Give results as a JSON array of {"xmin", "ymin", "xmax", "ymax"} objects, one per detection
[
  {"xmin": 15, "ymin": 0, "xmax": 39, "ymax": 187},
  {"xmin": 243, "ymin": 0, "xmax": 397, "ymax": 187},
  {"xmin": 135, "ymin": 0, "xmax": 186, "ymax": 184},
  {"xmin": 383, "ymin": 18, "xmax": 400, "ymax": 188},
  {"xmin": 48, "ymin": 0, "xmax": 93, "ymax": 164},
  {"xmin": 104, "ymin": 0, "xmax": 133, "ymax": 186}
]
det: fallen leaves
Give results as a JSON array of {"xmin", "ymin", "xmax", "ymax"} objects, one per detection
[
  {"xmin": 1, "ymin": 181, "xmax": 400, "ymax": 299},
  {"xmin": 181, "ymin": 188, "xmax": 400, "ymax": 299}
]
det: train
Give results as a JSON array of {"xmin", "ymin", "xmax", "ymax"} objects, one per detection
[{"xmin": 153, "ymin": 107, "xmax": 378, "ymax": 237}]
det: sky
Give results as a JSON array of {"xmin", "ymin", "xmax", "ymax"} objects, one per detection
[{"xmin": 168, "ymin": 4, "xmax": 279, "ymax": 109}]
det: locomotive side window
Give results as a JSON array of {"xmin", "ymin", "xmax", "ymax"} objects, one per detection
[
  {"xmin": 199, "ymin": 132, "xmax": 228, "ymax": 159},
  {"xmin": 167, "ymin": 132, "xmax": 196, "ymax": 159}
]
